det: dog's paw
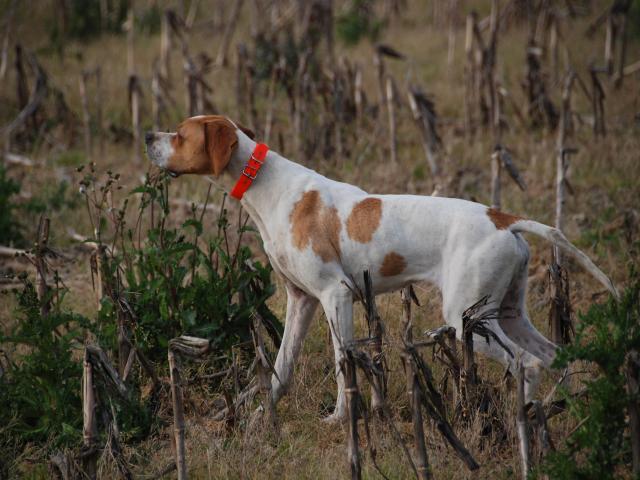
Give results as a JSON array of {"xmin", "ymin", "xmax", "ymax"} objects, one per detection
[
  {"xmin": 247, "ymin": 405, "xmax": 264, "ymax": 428},
  {"xmin": 321, "ymin": 410, "xmax": 347, "ymax": 424}
]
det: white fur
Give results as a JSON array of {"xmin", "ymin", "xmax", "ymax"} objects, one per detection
[
  {"xmin": 147, "ymin": 124, "xmax": 617, "ymax": 423},
  {"xmin": 146, "ymin": 133, "xmax": 175, "ymax": 168}
]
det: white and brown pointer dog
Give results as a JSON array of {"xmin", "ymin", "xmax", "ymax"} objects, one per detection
[{"xmin": 145, "ymin": 115, "xmax": 618, "ymax": 422}]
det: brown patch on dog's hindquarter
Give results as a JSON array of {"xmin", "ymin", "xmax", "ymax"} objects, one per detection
[
  {"xmin": 487, "ymin": 208, "xmax": 522, "ymax": 230},
  {"xmin": 290, "ymin": 190, "xmax": 342, "ymax": 263},
  {"xmin": 346, "ymin": 197, "xmax": 382, "ymax": 243},
  {"xmin": 379, "ymin": 252, "xmax": 407, "ymax": 277}
]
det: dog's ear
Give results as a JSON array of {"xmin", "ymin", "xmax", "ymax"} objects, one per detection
[
  {"xmin": 237, "ymin": 123, "xmax": 255, "ymax": 140},
  {"xmin": 204, "ymin": 119, "xmax": 238, "ymax": 176}
]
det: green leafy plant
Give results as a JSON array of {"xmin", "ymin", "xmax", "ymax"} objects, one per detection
[
  {"xmin": 0, "ymin": 165, "xmax": 282, "ymax": 474},
  {"xmin": 0, "ymin": 276, "xmax": 88, "ymax": 453},
  {"xmin": 336, "ymin": 0, "xmax": 385, "ymax": 46},
  {"xmin": 81, "ymin": 168, "xmax": 282, "ymax": 364},
  {"xmin": 536, "ymin": 271, "xmax": 640, "ymax": 479}
]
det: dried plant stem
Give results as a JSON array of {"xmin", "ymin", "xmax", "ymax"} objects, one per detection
[
  {"xmin": 342, "ymin": 352, "xmax": 361, "ymax": 480},
  {"xmin": 386, "ymin": 75, "xmax": 397, "ymax": 164},
  {"xmin": 168, "ymin": 349, "xmax": 188, "ymax": 480},
  {"xmin": 216, "ymin": 0, "xmax": 244, "ymax": 67},
  {"xmin": 95, "ymin": 67, "xmax": 104, "ymax": 156},
  {"xmin": 252, "ymin": 316, "xmax": 278, "ymax": 430},
  {"xmin": 490, "ymin": 147, "xmax": 501, "ymax": 210},
  {"xmin": 361, "ymin": 271, "xmax": 385, "ymax": 416},
  {"xmin": 35, "ymin": 216, "xmax": 50, "ymax": 317},
  {"xmin": 407, "ymin": 365, "xmax": 432, "ymax": 480},
  {"xmin": 79, "ymin": 71, "xmax": 92, "ymax": 159},
  {"xmin": 82, "ymin": 349, "xmax": 98, "ymax": 478},
  {"xmin": 516, "ymin": 360, "xmax": 530, "ymax": 478}
]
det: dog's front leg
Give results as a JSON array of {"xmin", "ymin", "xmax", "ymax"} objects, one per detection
[
  {"xmin": 271, "ymin": 282, "xmax": 319, "ymax": 405},
  {"xmin": 319, "ymin": 285, "xmax": 354, "ymax": 423}
]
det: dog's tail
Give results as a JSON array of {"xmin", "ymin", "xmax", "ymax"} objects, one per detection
[{"xmin": 509, "ymin": 219, "xmax": 619, "ymax": 300}]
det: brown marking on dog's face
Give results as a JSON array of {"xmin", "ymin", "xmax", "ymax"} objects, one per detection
[
  {"xmin": 346, "ymin": 197, "xmax": 382, "ymax": 243},
  {"xmin": 379, "ymin": 252, "xmax": 407, "ymax": 277},
  {"xmin": 487, "ymin": 208, "xmax": 522, "ymax": 230},
  {"xmin": 290, "ymin": 190, "xmax": 341, "ymax": 263},
  {"xmin": 163, "ymin": 115, "xmax": 238, "ymax": 176}
]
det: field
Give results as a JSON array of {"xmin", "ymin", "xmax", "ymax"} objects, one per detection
[{"xmin": 1, "ymin": 0, "xmax": 640, "ymax": 478}]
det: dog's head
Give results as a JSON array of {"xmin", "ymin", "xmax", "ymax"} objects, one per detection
[{"xmin": 145, "ymin": 115, "xmax": 254, "ymax": 177}]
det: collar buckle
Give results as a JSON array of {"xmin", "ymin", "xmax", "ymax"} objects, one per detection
[
  {"xmin": 230, "ymin": 143, "xmax": 269, "ymax": 200},
  {"xmin": 241, "ymin": 167, "xmax": 257, "ymax": 180}
]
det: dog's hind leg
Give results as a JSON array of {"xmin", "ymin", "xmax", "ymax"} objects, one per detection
[
  {"xmin": 318, "ymin": 284, "xmax": 354, "ymax": 423},
  {"xmin": 499, "ymin": 269, "xmax": 558, "ymax": 368},
  {"xmin": 442, "ymin": 246, "xmax": 545, "ymax": 402},
  {"xmin": 271, "ymin": 281, "xmax": 319, "ymax": 404}
]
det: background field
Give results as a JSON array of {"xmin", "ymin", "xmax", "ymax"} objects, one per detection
[{"xmin": 1, "ymin": 0, "xmax": 639, "ymax": 478}]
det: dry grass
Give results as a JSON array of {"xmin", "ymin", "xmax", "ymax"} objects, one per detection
[{"xmin": 1, "ymin": 0, "xmax": 640, "ymax": 478}]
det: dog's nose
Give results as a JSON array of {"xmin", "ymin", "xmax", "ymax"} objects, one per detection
[{"xmin": 144, "ymin": 132, "xmax": 154, "ymax": 144}]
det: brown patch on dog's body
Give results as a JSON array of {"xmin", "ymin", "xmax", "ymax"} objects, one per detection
[
  {"xmin": 346, "ymin": 198, "xmax": 382, "ymax": 243},
  {"xmin": 379, "ymin": 252, "xmax": 407, "ymax": 277},
  {"xmin": 290, "ymin": 190, "xmax": 341, "ymax": 263},
  {"xmin": 487, "ymin": 208, "xmax": 523, "ymax": 230}
]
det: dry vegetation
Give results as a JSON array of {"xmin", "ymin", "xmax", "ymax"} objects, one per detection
[{"xmin": 1, "ymin": 0, "xmax": 640, "ymax": 479}]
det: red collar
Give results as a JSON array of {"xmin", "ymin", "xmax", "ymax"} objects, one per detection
[{"xmin": 230, "ymin": 143, "xmax": 269, "ymax": 200}]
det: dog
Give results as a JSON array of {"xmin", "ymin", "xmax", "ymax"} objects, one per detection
[{"xmin": 145, "ymin": 115, "xmax": 618, "ymax": 422}]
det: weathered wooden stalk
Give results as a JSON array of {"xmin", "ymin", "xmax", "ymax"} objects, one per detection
[
  {"xmin": 354, "ymin": 65, "xmax": 364, "ymax": 130},
  {"xmin": 386, "ymin": 75, "xmax": 397, "ymax": 164},
  {"xmin": 461, "ymin": 313, "xmax": 477, "ymax": 404},
  {"xmin": 129, "ymin": 76, "xmax": 141, "ymax": 164},
  {"xmin": 550, "ymin": 71, "xmax": 576, "ymax": 345},
  {"xmin": 151, "ymin": 67, "xmax": 162, "ymax": 131},
  {"xmin": 363, "ymin": 271, "xmax": 385, "ymax": 417},
  {"xmin": 35, "ymin": 216, "xmax": 50, "ymax": 317},
  {"xmin": 604, "ymin": 13, "xmax": 615, "ymax": 75},
  {"xmin": 464, "ymin": 12, "xmax": 476, "ymax": 136},
  {"xmin": 402, "ymin": 290, "xmax": 432, "ymax": 479},
  {"xmin": 216, "ymin": 0, "xmax": 244, "ymax": 67},
  {"xmin": 79, "ymin": 71, "xmax": 92, "ymax": 159},
  {"xmin": 160, "ymin": 10, "xmax": 172, "ymax": 81},
  {"xmin": 407, "ymin": 87, "xmax": 441, "ymax": 178},
  {"xmin": 532, "ymin": 400, "xmax": 552, "ymax": 467},
  {"xmin": 126, "ymin": 8, "xmax": 135, "ymax": 76},
  {"xmin": 263, "ymin": 66, "xmax": 278, "ymax": 144},
  {"xmin": 0, "ymin": 18, "xmax": 10, "ymax": 82},
  {"xmin": 490, "ymin": 147, "xmax": 502, "ymax": 210},
  {"xmin": 95, "ymin": 67, "xmax": 104, "ymax": 156},
  {"xmin": 373, "ymin": 51, "xmax": 385, "ymax": 111},
  {"xmin": 82, "ymin": 349, "xmax": 98, "ymax": 479},
  {"xmin": 554, "ymin": 71, "xmax": 575, "ymax": 262},
  {"xmin": 342, "ymin": 352, "xmax": 361, "ymax": 480},
  {"xmin": 591, "ymin": 69, "xmax": 606, "ymax": 137},
  {"xmin": 407, "ymin": 363, "xmax": 432, "ymax": 480},
  {"xmin": 549, "ymin": 18, "xmax": 559, "ymax": 84},
  {"xmin": 333, "ymin": 70, "xmax": 344, "ymax": 165},
  {"xmin": 168, "ymin": 349, "xmax": 188, "ymax": 480},
  {"xmin": 614, "ymin": 13, "xmax": 628, "ymax": 88},
  {"xmin": 252, "ymin": 316, "xmax": 278, "ymax": 430},
  {"xmin": 516, "ymin": 360, "xmax": 531, "ymax": 478}
]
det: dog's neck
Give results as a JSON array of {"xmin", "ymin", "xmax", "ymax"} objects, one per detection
[{"xmin": 208, "ymin": 130, "xmax": 315, "ymax": 242}]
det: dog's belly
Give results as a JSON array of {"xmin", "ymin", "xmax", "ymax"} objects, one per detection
[{"xmin": 340, "ymin": 237, "xmax": 442, "ymax": 294}]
